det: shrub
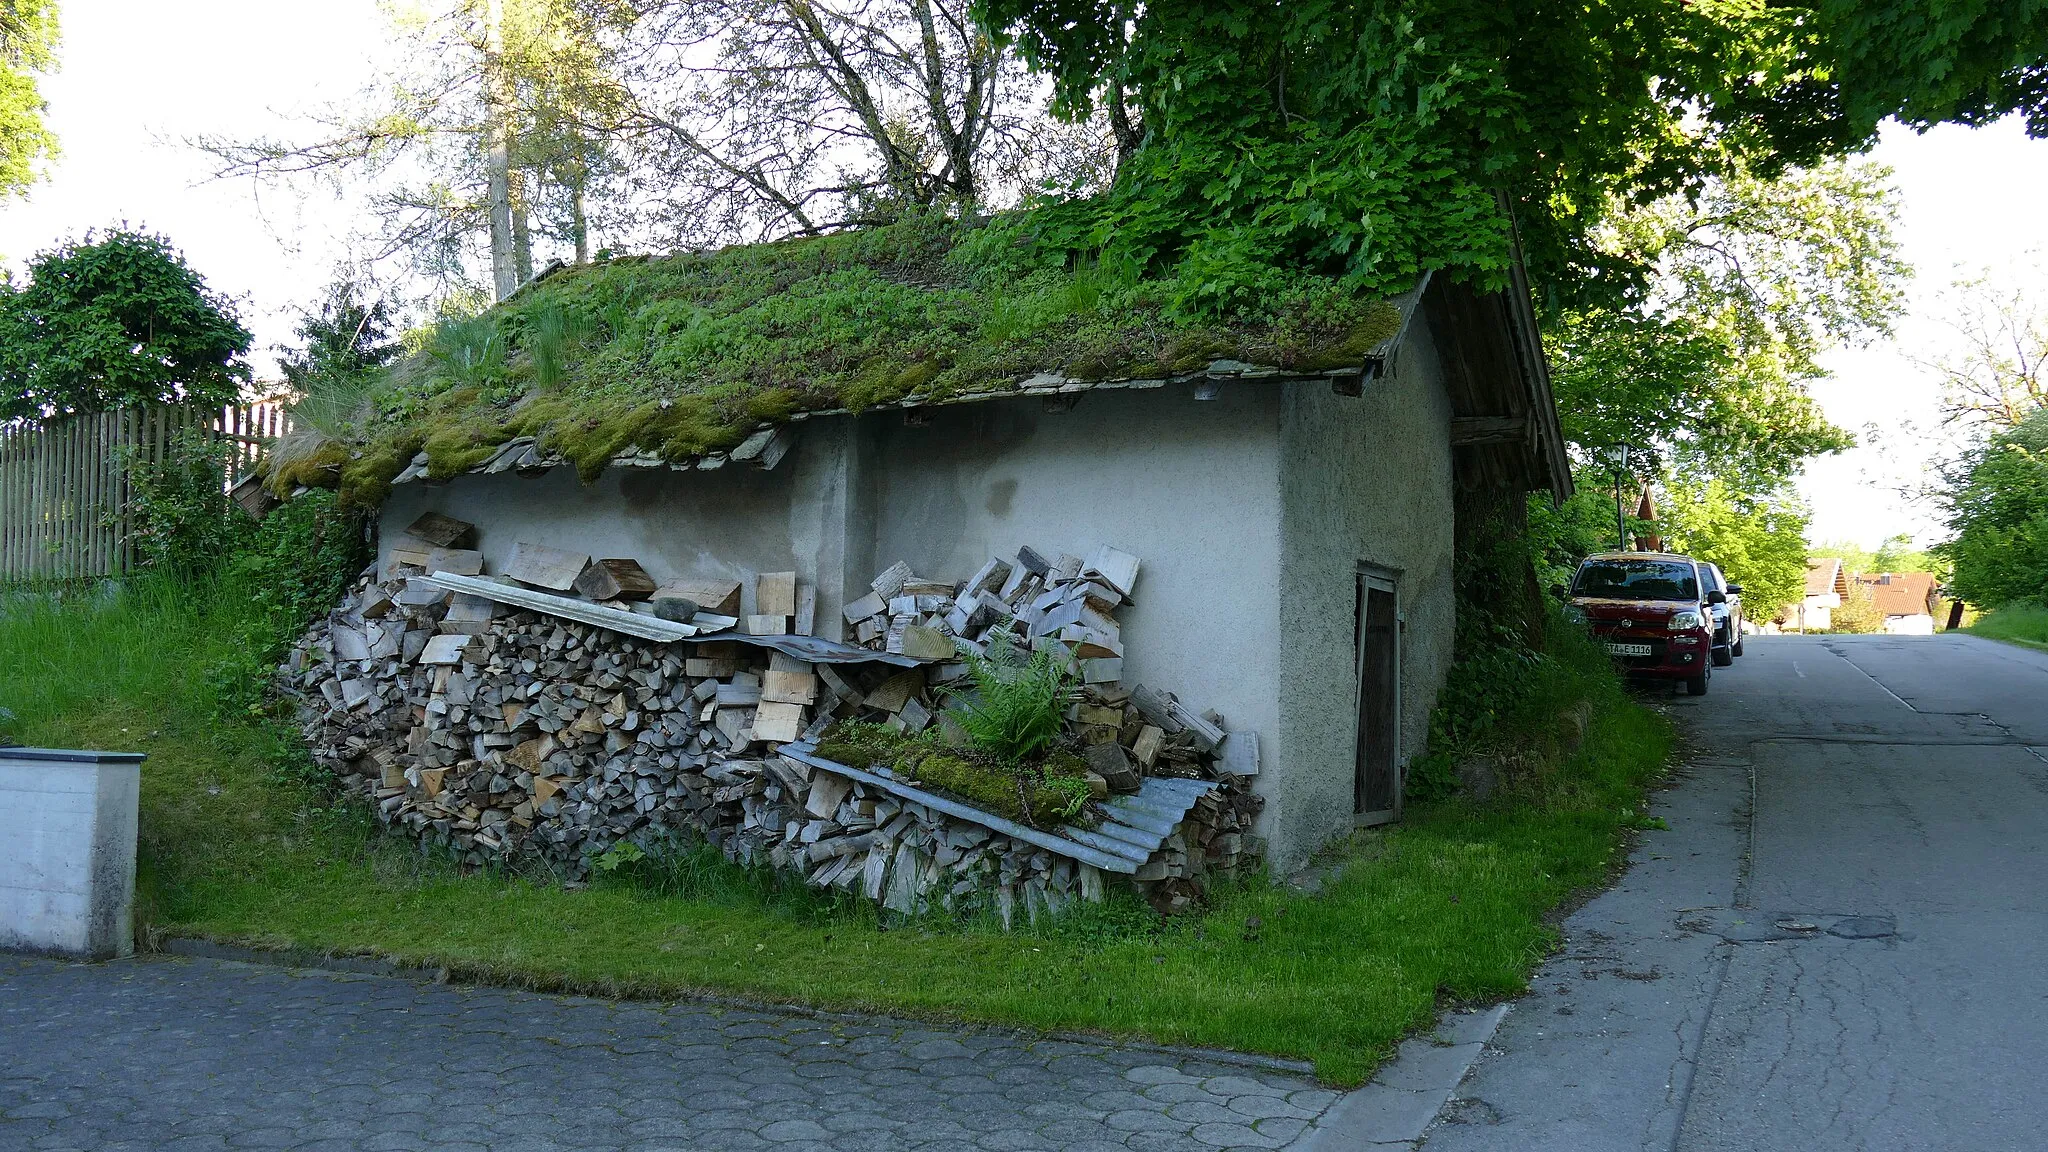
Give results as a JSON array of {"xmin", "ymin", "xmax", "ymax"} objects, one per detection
[
  {"xmin": 118, "ymin": 427, "xmax": 250, "ymax": 578},
  {"xmin": 1828, "ymin": 580, "xmax": 1883, "ymax": 634}
]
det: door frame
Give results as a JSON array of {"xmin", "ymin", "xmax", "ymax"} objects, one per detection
[{"xmin": 1354, "ymin": 563, "xmax": 1403, "ymax": 826}]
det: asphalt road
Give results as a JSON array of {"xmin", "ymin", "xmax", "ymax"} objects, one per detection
[{"xmin": 1422, "ymin": 633, "xmax": 2048, "ymax": 1151}]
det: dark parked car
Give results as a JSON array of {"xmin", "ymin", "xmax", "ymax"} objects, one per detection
[
  {"xmin": 1562, "ymin": 552, "xmax": 1723, "ymax": 695},
  {"xmin": 1700, "ymin": 562, "xmax": 1746, "ymax": 666}
]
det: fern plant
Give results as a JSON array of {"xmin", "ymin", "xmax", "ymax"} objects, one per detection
[{"xmin": 944, "ymin": 634, "xmax": 1078, "ymax": 766}]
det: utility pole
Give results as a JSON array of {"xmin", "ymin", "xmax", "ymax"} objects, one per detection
[{"xmin": 1613, "ymin": 443, "xmax": 1631, "ymax": 551}]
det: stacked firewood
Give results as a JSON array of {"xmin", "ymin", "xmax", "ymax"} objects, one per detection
[{"xmin": 283, "ymin": 535, "xmax": 1265, "ymax": 917}]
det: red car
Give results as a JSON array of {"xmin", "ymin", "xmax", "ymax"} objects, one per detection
[{"xmin": 1563, "ymin": 552, "xmax": 1720, "ymax": 695}]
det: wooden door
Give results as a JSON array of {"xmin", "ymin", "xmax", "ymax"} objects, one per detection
[{"xmin": 1354, "ymin": 573, "xmax": 1401, "ymax": 824}]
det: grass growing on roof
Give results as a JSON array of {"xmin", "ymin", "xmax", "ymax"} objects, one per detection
[
  {"xmin": 3, "ymin": 575, "xmax": 1670, "ymax": 1085},
  {"xmin": 295, "ymin": 214, "xmax": 1403, "ymax": 506}
]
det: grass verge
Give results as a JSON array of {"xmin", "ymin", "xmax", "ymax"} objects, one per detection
[
  {"xmin": 1, "ymin": 580, "xmax": 1671, "ymax": 1086},
  {"xmin": 1967, "ymin": 603, "xmax": 2048, "ymax": 651}
]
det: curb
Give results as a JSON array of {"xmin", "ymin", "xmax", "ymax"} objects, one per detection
[
  {"xmin": 1286, "ymin": 1003, "xmax": 1510, "ymax": 1150},
  {"xmin": 156, "ymin": 937, "xmax": 1316, "ymax": 1077}
]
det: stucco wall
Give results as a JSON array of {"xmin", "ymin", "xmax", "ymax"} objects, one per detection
[
  {"xmin": 1272, "ymin": 311, "xmax": 1458, "ymax": 872},
  {"xmin": 379, "ymin": 445, "xmax": 830, "ymax": 620},
  {"xmin": 862, "ymin": 386, "xmax": 1286, "ymax": 791}
]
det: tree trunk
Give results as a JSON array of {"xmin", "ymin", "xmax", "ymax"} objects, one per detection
[
  {"xmin": 511, "ymin": 169, "xmax": 535, "ymax": 284},
  {"xmin": 485, "ymin": 0, "xmax": 518, "ymax": 300},
  {"xmin": 571, "ymin": 180, "xmax": 590, "ymax": 264}
]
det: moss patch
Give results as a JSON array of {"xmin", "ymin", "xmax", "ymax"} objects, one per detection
[
  {"xmin": 816, "ymin": 722, "xmax": 1094, "ymax": 827},
  {"xmin": 311, "ymin": 215, "xmax": 1400, "ymax": 507}
]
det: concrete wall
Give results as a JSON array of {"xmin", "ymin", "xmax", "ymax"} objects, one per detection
[
  {"xmin": 862, "ymin": 386, "xmax": 1286, "ymax": 793},
  {"xmin": 378, "ymin": 428, "xmax": 867, "ymax": 630},
  {"xmin": 0, "ymin": 749, "xmax": 143, "ymax": 958},
  {"xmin": 1273, "ymin": 311, "xmax": 1458, "ymax": 871}
]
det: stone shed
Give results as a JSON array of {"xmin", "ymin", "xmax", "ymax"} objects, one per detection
[{"xmin": 352, "ymin": 256, "xmax": 1570, "ymax": 875}]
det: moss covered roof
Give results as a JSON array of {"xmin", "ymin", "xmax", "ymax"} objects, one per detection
[{"xmin": 278, "ymin": 216, "xmax": 1405, "ymax": 509}]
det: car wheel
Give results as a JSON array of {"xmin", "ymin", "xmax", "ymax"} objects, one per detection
[
  {"xmin": 1712, "ymin": 645, "xmax": 1734, "ymax": 667},
  {"xmin": 1687, "ymin": 666, "xmax": 1711, "ymax": 695},
  {"xmin": 1732, "ymin": 632, "xmax": 1746, "ymax": 657}
]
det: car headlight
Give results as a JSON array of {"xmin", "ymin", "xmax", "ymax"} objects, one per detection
[
  {"xmin": 1668, "ymin": 610, "xmax": 1705, "ymax": 631},
  {"xmin": 1563, "ymin": 604, "xmax": 1587, "ymax": 625}
]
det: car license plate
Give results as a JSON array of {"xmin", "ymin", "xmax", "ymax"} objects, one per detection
[{"xmin": 1607, "ymin": 642, "xmax": 1653, "ymax": 657}]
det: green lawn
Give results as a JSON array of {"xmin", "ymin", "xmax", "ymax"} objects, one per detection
[
  {"xmin": 1968, "ymin": 603, "xmax": 2048, "ymax": 651},
  {"xmin": 2, "ymin": 580, "xmax": 1671, "ymax": 1085}
]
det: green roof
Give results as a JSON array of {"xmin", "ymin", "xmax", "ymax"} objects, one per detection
[{"xmin": 276, "ymin": 216, "xmax": 1403, "ymax": 508}]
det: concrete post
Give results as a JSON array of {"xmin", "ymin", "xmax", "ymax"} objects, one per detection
[{"xmin": 0, "ymin": 748, "xmax": 145, "ymax": 959}]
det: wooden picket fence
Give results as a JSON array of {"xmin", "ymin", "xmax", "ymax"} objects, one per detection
[{"xmin": 0, "ymin": 400, "xmax": 294, "ymax": 583}]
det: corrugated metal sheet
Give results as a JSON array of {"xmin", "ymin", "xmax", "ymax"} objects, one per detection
[
  {"xmin": 413, "ymin": 572, "xmax": 921, "ymax": 666},
  {"xmin": 778, "ymin": 741, "xmax": 1218, "ymax": 875}
]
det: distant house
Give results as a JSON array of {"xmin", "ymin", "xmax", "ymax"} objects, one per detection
[
  {"xmin": 1789, "ymin": 558, "xmax": 1849, "ymax": 632},
  {"xmin": 1853, "ymin": 572, "xmax": 1941, "ymax": 635}
]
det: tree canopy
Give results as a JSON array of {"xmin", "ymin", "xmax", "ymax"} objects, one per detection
[
  {"xmin": 1940, "ymin": 405, "xmax": 2048, "ymax": 608},
  {"xmin": 0, "ymin": 230, "xmax": 252, "ymax": 423},
  {"xmin": 0, "ymin": 0, "xmax": 59, "ymax": 196}
]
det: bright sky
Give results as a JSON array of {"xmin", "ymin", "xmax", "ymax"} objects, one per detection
[
  {"xmin": 1804, "ymin": 118, "xmax": 2048, "ymax": 550},
  {"xmin": 2, "ymin": 4, "xmax": 2044, "ymax": 551}
]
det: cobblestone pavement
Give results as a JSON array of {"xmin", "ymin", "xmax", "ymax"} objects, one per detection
[{"xmin": 0, "ymin": 954, "xmax": 1338, "ymax": 1152}]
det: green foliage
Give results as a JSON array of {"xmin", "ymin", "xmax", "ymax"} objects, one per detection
[
  {"xmin": 1828, "ymin": 579, "xmax": 1885, "ymax": 634},
  {"xmin": 1814, "ymin": 0, "xmax": 2048, "ymax": 138},
  {"xmin": 426, "ymin": 314, "xmax": 510, "ymax": 391},
  {"xmin": 1659, "ymin": 476, "xmax": 1812, "ymax": 619},
  {"xmin": 0, "ymin": 230, "xmax": 252, "ymax": 422},
  {"xmin": 119, "ymin": 428, "xmax": 251, "ymax": 578},
  {"xmin": 0, "ymin": 0, "xmax": 58, "ymax": 197},
  {"xmin": 301, "ymin": 217, "xmax": 1400, "ymax": 505},
  {"xmin": 115, "ymin": 426, "xmax": 367, "ymax": 717},
  {"xmin": 1940, "ymin": 406, "xmax": 2048, "ymax": 608},
  {"xmin": 1968, "ymin": 603, "xmax": 2048, "ymax": 649},
  {"xmin": 982, "ymin": 0, "xmax": 1883, "ymax": 318},
  {"xmin": 278, "ymin": 279, "xmax": 402, "ymax": 400},
  {"xmin": 945, "ymin": 635, "xmax": 1078, "ymax": 765},
  {"xmin": 1550, "ymin": 160, "xmax": 1898, "ymax": 488},
  {"xmin": 1811, "ymin": 536, "xmax": 1947, "ymax": 581}
]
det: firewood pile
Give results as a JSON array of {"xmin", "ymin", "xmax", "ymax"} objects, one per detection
[{"xmin": 281, "ymin": 516, "xmax": 1264, "ymax": 917}]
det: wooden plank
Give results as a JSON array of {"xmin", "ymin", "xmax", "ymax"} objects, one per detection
[
  {"xmin": 574, "ymin": 557, "xmax": 657, "ymax": 601},
  {"xmin": 1449, "ymin": 415, "xmax": 1528, "ymax": 445},
  {"xmin": 419, "ymin": 634, "xmax": 473, "ymax": 665},
  {"xmin": 1082, "ymin": 546, "xmax": 1140, "ymax": 596},
  {"xmin": 404, "ymin": 511, "xmax": 477, "ymax": 548},
  {"xmin": 762, "ymin": 670, "xmax": 818, "ymax": 705},
  {"xmin": 425, "ymin": 547, "xmax": 484, "ymax": 576},
  {"xmin": 752, "ymin": 701, "xmax": 807, "ymax": 743},
  {"xmin": 503, "ymin": 542, "xmax": 590, "ymax": 591},
  {"xmin": 652, "ymin": 577, "xmax": 741, "ymax": 616},
  {"xmin": 756, "ymin": 571, "xmax": 797, "ymax": 616}
]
